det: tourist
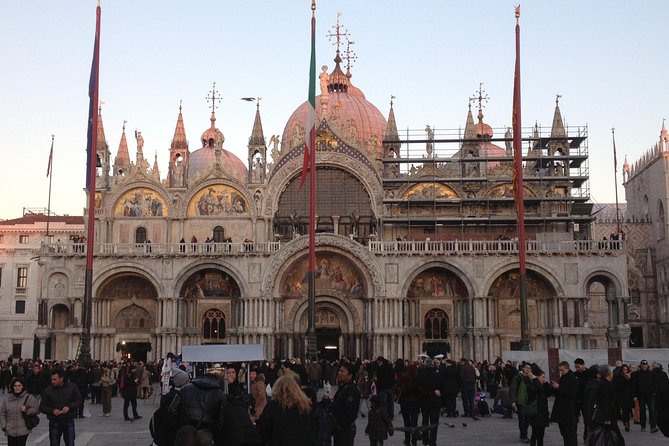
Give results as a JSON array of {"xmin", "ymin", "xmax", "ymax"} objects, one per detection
[
  {"xmin": 613, "ymin": 363, "xmax": 633, "ymax": 432},
  {"xmin": 526, "ymin": 369, "xmax": 551, "ymax": 446},
  {"xmin": 168, "ymin": 371, "xmax": 227, "ymax": 446},
  {"xmin": 365, "ymin": 394, "xmax": 394, "ymax": 446},
  {"xmin": 257, "ymin": 375, "xmax": 314, "ymax": 446},
  {"xmin": 39, "ymin": 368, "xmax": 81, "ymax": 446},
  {"xmin": 99, "ymin": 365, "xmax": 114, "ymax": 417},
  {"xmin": 550, "ymin": 361, "xmax": 578, "ymax": 446},
  {"xmin": 0, "ymin": 378, "xmax": 40, "ymax": 446},
  {"xmin": 510, "ymin": 362, "xmax": 533, "ymax": 443},
  {"xmin": 632, "ymin": 359, "xmax": 657, "ymax": 432},
  {"xmin": 119, "ymin": 365, "xmax": 141, "ymax": 422},
  {"xmin": 330, "ymin": 363, "xmax": 361, "ymax": 446},
  {"xmin": 417, "ymin": 359, "xmax": 442, "ymax": 446},
  {"xmin": 591, "ymin": 365, "xmax": 625, "ymax": 444},
  {"xmin": 397, "ymin": 364, "xmax": 420, "ymax": 446}
]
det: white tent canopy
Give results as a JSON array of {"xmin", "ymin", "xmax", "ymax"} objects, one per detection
[{"xmin": 181, "ymin": 344, "xmax": 265, "ymax": 363}]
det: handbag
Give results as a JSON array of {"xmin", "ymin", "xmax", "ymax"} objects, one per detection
[{"xmin": 22, "ymin": 395, "xmax": 40, "ymax": 429}]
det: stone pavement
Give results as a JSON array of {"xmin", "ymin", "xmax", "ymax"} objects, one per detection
[{"xmin": 1, "ymin": 390, "xmax": 666, "ymax": 446}]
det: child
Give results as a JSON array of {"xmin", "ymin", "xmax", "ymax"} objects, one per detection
[{"xmin": 365, "ymin": 395, "xmax": 394, "ymax": 446}]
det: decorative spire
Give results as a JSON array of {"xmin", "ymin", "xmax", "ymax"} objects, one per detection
[
  {"xmin": 152, "ymin": 151, "xmax": 160, "ymax": 180},
  {"xmin": 660, "ymin": 118, "xmax": 668, "ymax": 142},
  {"xmin": 550, "ymin": 95, "xmax": 566, "ymax": 138},
  {"xmin": 97, "ymin": 103, "xmax": 107, "ymax": 146},
  {"xmin": 114, "ymin": 121, "xmax": 131, "ymax": 172},
  {"xmin": 249, "ymin": 99, "xmax": 266, "ymax": 146},
  {"xmin": 171, "ymin": 101, "xmax": 188, "ymax": 150},
  {"xmin": 463, "ymin": 100, "xmax": 476, "ymax": 139},
  {"xmin": 384, "ymin": 95, "xmax": 399, "ymax": 144}
]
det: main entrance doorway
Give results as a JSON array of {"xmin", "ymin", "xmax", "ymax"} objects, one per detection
[
  {"xmin": 316, "ymin": 328, "xmax": 341, "ymax": 360},
  {"xmin": 120, "ymin": 342, "xmax": 151, "ymax": 362}
]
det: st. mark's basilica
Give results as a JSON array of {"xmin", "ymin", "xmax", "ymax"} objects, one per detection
[{"xmin": 27, "ymin": 21, "xmax": 636, "ymax": 363}]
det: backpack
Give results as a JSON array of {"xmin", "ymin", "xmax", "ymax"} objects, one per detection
[{"xmin": 150, "ymin": 392, "xmax": 178, "ymax": 446}]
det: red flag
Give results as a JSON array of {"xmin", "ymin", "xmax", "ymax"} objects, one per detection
[
  {"xmin": 47, "ymin": 137, "xmax": 54, "ymax": 177},
  {"xmin": 512, "ymin": 5, "xmax": 526, "ymax": 275},
  {"xmin": 298, "ymin": 9, "xmax": 317, "ymax": 191},
  {"xmin": 86, "ymin": 1, "xmax": 101, "ymax": 191}
]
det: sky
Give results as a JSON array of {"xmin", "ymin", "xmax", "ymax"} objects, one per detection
[{"xmin": 1, "ymin": 1, "xmax": 668, "ymax": 219}]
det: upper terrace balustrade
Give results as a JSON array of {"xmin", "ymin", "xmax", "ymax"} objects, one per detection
[{"xmin": 38, "ymin": 238, "xmax": 624, "ymax": 258}]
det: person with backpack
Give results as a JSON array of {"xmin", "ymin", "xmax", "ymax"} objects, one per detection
[
  {"xmin": 510, "ymin": 362, "xmax": 533, "ymax": 443},
  {"xmin": 365, "ymin": 395, "xmax": 394, "ymax": 446},
  {"xmin": 150, "ymin": 368, "xmax": 189, "ymax": 446}
]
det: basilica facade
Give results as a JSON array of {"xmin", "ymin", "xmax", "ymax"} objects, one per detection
[{"xmin": 34, "ymin": 44, "xmax": 630, "ymax": 363}]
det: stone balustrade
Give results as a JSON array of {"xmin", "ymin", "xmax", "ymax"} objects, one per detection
[{"xmin": 39, "ymin": 241, "xmax": 281, "ymax": 257}]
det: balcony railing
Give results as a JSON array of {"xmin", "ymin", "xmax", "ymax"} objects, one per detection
[
  {"xmin": 368, "ymin": 239, "xmax": 625, "ymax": 255},
  {"xmin": 40, "ymin": 242, "xmax": 281, "ymax": 257},
  {"xmin": 39, "ymin": 239, "xmax": 624, "ymax": 258}
]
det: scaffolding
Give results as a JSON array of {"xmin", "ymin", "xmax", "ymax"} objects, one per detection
[{"xmin": 381, "ymin": 124, "xmax": 591, "ymax": 240}]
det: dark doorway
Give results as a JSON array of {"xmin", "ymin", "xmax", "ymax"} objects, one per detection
[
  {"xmin": 629, "ymin": 327, "xmax": 644, "ymax": 348},
  {"xmin": 423, "ymin": 342, "xmax": 451, "ymax": 359},
  {"xmin": 316, "ymin": 328, "xmax": 340, "ymax": 361},
  {"xmin": 121, "ymin": 342, "xmax": 151, "ymax": 362}
]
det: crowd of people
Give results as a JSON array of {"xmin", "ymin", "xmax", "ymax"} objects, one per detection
[{"xmin": 1, "ymin": 355, "xmax": 669, "ymax": 446}]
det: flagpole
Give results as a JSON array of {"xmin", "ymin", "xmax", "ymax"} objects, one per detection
[
  {"xmin": 79, "ymin": 0, "xmax": 101, "ymax": 367},
  {"xmin": 46, "ymin": 134, "xmax": 54, "ymax": 240},
  {"xmin": 612, "ymin": 128, "xmax": 621, "ymax": 235},
  {"xmin": 512, "ymin": 6, "xmax": 530, "ymax": 351},
  {"xmin": 306, "ymin": 0, "xmax": 318, "ymax": 359}
]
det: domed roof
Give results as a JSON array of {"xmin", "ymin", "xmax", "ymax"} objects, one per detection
[
  {"xmin": 188, "ymin": 112, "xmax": 247, "ymax": 180},
  {"xmin": 188, "ymin": 146, "xmax": 248, "ymax": 180},
  {"xmin": 475, "ymin": 122, "xmax": 494, "ymax": 138},
  {"xmin": 281, "ymin": 59, "xmax": 387, "ymax": 160}
]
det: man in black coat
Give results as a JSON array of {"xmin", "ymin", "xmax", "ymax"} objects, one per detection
[
  {"xmin": 594, "ymin": 365, "xmax": 625, "ymax": 443},
  {"xmin": 40, "ymin": 368, "xmax": 82, "ymax": 446},
  {"xmin": 417, "ymin": 359, "xmax": 441, "ymax": 446},
  {"xmin": 330, "ymin": 363, "xmax": 361, "ymax": 446},
  {"xmin": 633, "ymin": 359, "xmax": 657, "ymax": 432},
  {"xmin": 373, "ymin": 356, "xmax": 396, "ymax": 420},
  {"xmin": 550, "ymin": 361, "xmax": 578, "ymax": 446},
  {"xmin": 168, "ymin": 373, "xmax": 227, "ymax": 446}
]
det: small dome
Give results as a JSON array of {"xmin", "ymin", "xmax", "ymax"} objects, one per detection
[
  {"xmin": 201, "ymin": 112, "xmax": 225, "ymax": 146},
  {"xmin": 188, "ymin": 146, "xmax": 248, "ymax": 180},
  {"xmin": 475, "ymin": 122, "xmax": 494, "ymax": 138}
]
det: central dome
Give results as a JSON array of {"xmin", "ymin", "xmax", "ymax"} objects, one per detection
[{"xmin": 281, "ymin": 59, "xmax": 386, "ymax": 160}]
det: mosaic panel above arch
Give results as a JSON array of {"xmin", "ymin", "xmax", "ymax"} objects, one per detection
[
  {"xmin": 281, "ymin": 253, "xmax": 366, "ymax": 299},
  {"xmin": 188, "ymin": 185, "xmax": 248, "ymax": 216},
  {"xmin": 486, "ymin": 184, "xmax": 536, "ymax": 198},
  {"xmin": 114, "ymin": 304, "xmax": 153, "ymax": 331},
  {"xmin": 401, "ymin": 183, "xmax": 458, "ymax": 200},
  {"xmin": 487, "ymin": 269, "xmax": 556, "ymax": 298},
  {"xmin": 408, "ymin": 267, "xmax": 468, "ymax": 299},
  {"xmin": 113, "ymin": 187, "xmax": 167, "ymax": 217},
  {"xmin": 98, "ymin": 275, "xmax": 158, "ymax": 300},
  {"xmin": 181, "ymin": 268, "xmax": 241, "ymax": 299}
]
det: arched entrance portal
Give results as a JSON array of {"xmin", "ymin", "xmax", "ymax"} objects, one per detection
[{"xmin": 315, "ymin": 308, "xmax": 341, "ymax": 360}]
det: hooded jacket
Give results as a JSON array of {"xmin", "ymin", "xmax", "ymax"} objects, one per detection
[{"xmin": 168, "ymin": 374, "xmax": 227, "ymax": 431}]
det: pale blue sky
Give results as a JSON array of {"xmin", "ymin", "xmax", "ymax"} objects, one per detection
[{"xmin": 1, "ymin": 1, "xmax": 667, "ymax": 218}]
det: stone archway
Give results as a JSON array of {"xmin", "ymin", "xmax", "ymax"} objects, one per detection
[
  {"xmin": 96, "ymin": 273, "xmax": 158, "ymax": 360},
  {"xmin": 487, "ymin": 268, "xmax": 558, "ymax": 351}
]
